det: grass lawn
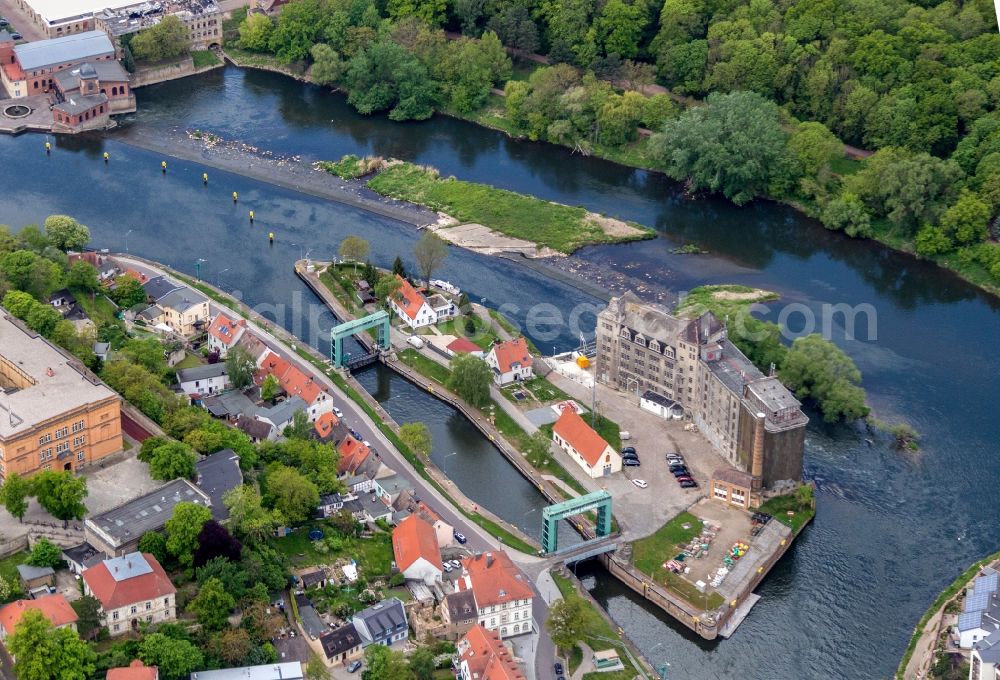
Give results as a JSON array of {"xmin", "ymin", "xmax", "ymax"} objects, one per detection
[
  {"xmin": 674, "ymin": 284, "xmax": 779, "ymax": 321},
  {"xmin": 631, "ymin": 512, "xmax": 724, "ymax": 610},
  {"xmin": 758, "ymin": 491, "xmax": 815, "ymax": 534},
  {"xmin": 830, "ymin": 155, "xmax": 863, "ymax": 176},
  {"xmin": 272, "ymin": 523, "xmax": 394, "ymax": 577},
  {"xmin": 366, "ymin": 162, "xmax": 652, "ymax": 254},
  {"xmin": 70, "ymin": 289, "xmax": 117, "ymax": 326},
  {"xmin": 318, "ymin": 265, "xmax": 365, "ymax": 317},
  {"xmin": 398, "ymin": 349, "xmax": 452, "ymax": 385},
  {"xmin": 317, "ymin": 154, "xmax": 383, "ymax": 180},
  {"xmin": 173, "ymin": 352, "xmax": 203, "ymax": 370},
  {"xmin": 437, "ymin": 314, "xmax": 499, "ymax": 350},
  {"xmin": 0, "ymin": 552, "xmax": 28, "ymax": 601},
  {"xmin": 224, "ymin": 47, "xmax": 306, "ymax": 75},
  {"xmin": 192, "ymin": 50, "xmax": 221, "ymax": 69},
  {"xmin": 504, "ymin": 376, "xmax": 571, "ymax": 405},
  {"xmin": 551, "ymin": 573, "xmax": 639, "ymax": 680}
]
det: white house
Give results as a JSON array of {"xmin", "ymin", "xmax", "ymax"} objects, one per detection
[
  {"xmin": 392, "ymin": 515, "xmax": 443, "ymax": 586},
  {"xmin": 959, "ymin": 571, "xmax": 1000, "ymax": 649},
  {"xmin": 82, "ymin": 553, "xmax": 176, "ymax": 637},
  {"xmin": 639, "ymin": 390, "xmax": 684, "ymax": 420},
  {"xmin": 458, "ymin": 552, "xmax": 533, "ymax": 639},
  {"xmin": 551, "ymin": 404, "xmax": 622, "ymax": 478},
  {"xmin": 388, "ymin": 275, "xmax": 438, "ymax": 329},
  {"xmin": 972, "ymin": 630, "xmax": 1000, "ymax": 680},
  {"xmin": 485, "ymin": 338, "xmax": 534, "ymax": 386},
  {"xmin": 351, "ymin": 599, "xmax": 408, "ymax": 647},
  {"xmin": 177, "ymin": 363, "xmax": 230, "ymax": 397},
  {"xmin": 207, "ymin": 313, "xmax": 247, "ymax": 358}
]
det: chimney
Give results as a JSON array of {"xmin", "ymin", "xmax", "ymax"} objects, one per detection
[
  {"xmin": 750, "ymin": 411, "xmax": 765, "ymax": 492},
  {"xmin": 486, "ymin": 553, "xmax": 494, "ymax": 568}
]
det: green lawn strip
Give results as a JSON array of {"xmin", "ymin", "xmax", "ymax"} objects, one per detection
[
  {"xmin": 631, "ymin": 512, "xmax": 724, "ymax": 610},
  {"xmin": 273, "ymin": 523, "xmax": 393, "ymax": 576},
  {"xmin": 896, "ymin": 549, "xmax": 1000, "ymax": 679},
  {"xmin": 192, "ymin": 50, "xmax": 221, "ymax": 69},
  {"xmin": 551, "ymin": 573, "xmax": 638, "ymax": 680},
  {"xmin": 316, "ymin": 155, "xmax": 381, "ymax": 180},
  {"xmin": 674, "ymin": 284, "xmax": 779, "ymax": 320},
  {"xmin": 437, "ymin": 315, "xmax": 499, "ymax": 350},
  {"xmin": 224, "ymin": 47, "xmax": 306, "ymax": 75},
  {"xmin": 757, "ymin": 494, "xmax": 816, "ymax": 534},
  {"xmin": 504, "ymin": 375, "xmax": 572, "ymax": 404},
  {"xmin": 366, "ymin": 162, "xmax": 652, "ymax": 254},
  {"xmin": 69, "ymin": 289, "xmax": 117, "ymax": 326},
  {"xmin": 318, "ymin": 266, "xmax": 365, "ymax": 316},
  {"xmin": 398, "ymin": 348, "xmax": 452, "ymax": 384},
  {"xmin": 173, "ymin": 353, "xmax": 203, "ymax": 370},
  {"xmin": 0, "ymin": 552, "xmax": 28, "ymax": 601}
]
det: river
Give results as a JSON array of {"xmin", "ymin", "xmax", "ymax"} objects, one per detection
[{"xmin": 2, "ymin": 65, "xmax": 998, "ymax": 679}]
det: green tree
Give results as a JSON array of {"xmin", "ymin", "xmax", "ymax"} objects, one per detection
[
  {"xmin": 260, "ymin": 373, "xmax": 281, "ymax": 401},
  {"xmin": 188, "ymin": 577, "xmax": 236, "ymax": 630},
  {"xmin": 42, "ymin": 215, "xmax": 90, "ymax": 251},
  {"xmin": 1, "ymin": 250, "xmax": 62, "ymax": 299},
  {"xmin": 138, "ymin": 531, "xmax": 170, "ymax": 565},
  {"xmin": 820, "ymin": 192, "xmax": 872, "ymax": 238},
  {"xmin": 387, "ymin": 0, "xmax": 447, "ymax": 26},
  {"xmin": 780, "ymin": 334, "xmax": 870, "ymax": 423},
  {"xmin": 225, "ymin": 345, "xmax": 257, "ymax": 390},
  {"xmin": 9, "ymin": 609, "xmax": 96, "ymax": 680},
  {"xmin": 2, "ymin": 289, "xmax": 35, "ymax": 318},
  {"xmin": 407, "ymin": 647, "xmax": 436, "ymax": 680},
  {"xmin": 310, "ymin": 43, "xmax": 344, "ymax": 86},
  {"xmin": 362, "ymin": 644, "xmax": 414, "ymax": 680},
  {"xmin": 165, "ymin": 502, "xmax": 212, "ymax": 568},
  {"xmin": 224, "ymin": 486, "xmax": 281, "ymax": 545},
  {"xmin": 344, "ymin": 40, "xmax": 438, "ymax": 121},
  {"xmin": 131, "ymin": 16, "xmax": 190, "ymax": 62},
  {"xmin": 144, "ymin": 440, "xmax": 198, "ymax": 481},
  {"xmin": 66, "ymin": 260, "xmax": 99, "ymax": 293},
  {"xmin": 109, "ymin": 275, "xmax": 147, "ymax": 308},
  {"xmin": 209, "ymin": 628, "xmax": 253, "ymax": 667},
  {"xmin": 28, "ymin": 538, "xmax": 62, "ymax": 568},
  {"xmin": 162, "ymin": 407, "xmax": 211, "ymax": 440},
  {"xmin": 546, "ymin": 596, "xmax": 587, "ymax": 651},
  {"xmin": 265, "ymin": 465, "xmax": 319, "ymax": 524},
  {"xmin": 649, "ymin": 91, "xmax": 788, "ymax": 205},
  {"xmin": 268, "ymin": 0, "xmax": 326, "ymax": 63},
  {"xmin": 283, "ymin": 410, "xmax": 311, "ymax": 440},
  {"xmin": 593, "ymin": 0, "xmax": 646, "ymax": 59},
  {"xmin": 399, "ymin": 422, "xmax": 432, "ymax": 457},
  {"xmin": 391, "ymin": 256, "xmax": 406, "ymax": 277},
  {"xmin": 25, "ymin": 303, "xmax": 62, "ymax": 337},
  {"xmin": 139, "ymin": 633, "xmax": 204, "ymax": 680},
  {"xmin": 447, "ymin": 354, "xmax": 492, "ymax": 407},
  {"xmin": 306, "ymin": 656, "xmax": 329, "ymax": 680},
  {"xmin": 375, "ymin": 274, "xmax": 403, "ymax": 310},
  {"xmin": 413, "ymin": 231, "xmax": 448, "ymax": 283},
  {"xmin": 30, "ymin": 471, "xmax": 87, "ymax": 522},
  {"xmin": 914, "ymin": 226, "xmax": 953, "ymax": 257},
  {"xmin": 0, "ymin": 473, "xmax": 29, "ymax": 522},
  {"xmin": 238, "ymin": 13, "xmax": 274, "ymax": 51},
  {"xmin": 338, "ymin": 235, "xmax": 370, "ymax": 271},
  {"xmin": 786, "ymin": 122, "xmax": 843, "ymax": 178},
  {"xmin": 939, "ymin": 189, "xmax": 991, "ymax": 245},
  {"xmin": 70, "ymin": 595, "xmax": 102, "ymax": 641}
]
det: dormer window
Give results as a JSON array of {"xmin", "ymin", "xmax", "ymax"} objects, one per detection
[{"xmin": 634, "ymin": 336, "xmax": 646, "ymax": 347}]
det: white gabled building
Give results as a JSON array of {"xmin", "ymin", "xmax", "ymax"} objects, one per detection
[
  {"xmin": 391, "ymin": 515, "xmax": 443, "ymax": 586},
  {"xmin": 457, "ymin": 551, "xmax": 533, "ymax": 639},
  {"xmin": 206, "ymin": 313, "xmax": 247, "ymax": 358},
  {"xmin": 485, "ymin": 338, "xmax": 534, "ymax": 386}
]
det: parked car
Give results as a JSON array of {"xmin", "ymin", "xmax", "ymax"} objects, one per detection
[
  {"xmin": 622, "ymin": 451, "xmax": 639, "ymax": 460},
  {"xmin": 443, "ymin": 563, "xmax": 453, "ymax": 573},
  {"xmin": 0, "ymin": 19, "xmax": 8, "ymax": 26},
  {"xmin": 676, "ymin": 475, "xmax": 693, "ymax": 484},
  {"xmin": 632, "ymin": 479, "xmax": 648, "ymax": 488},
  {"xmin": 449, "ymin": 559, "xmax": 462, "ymax": 569},
  {"xmin": 554, "ymin": 663, "xmax": 565, "ymax": 675},
  {"xmin": 679, "ymin": 479, "xmax": 698, "ymax": 488},
  {"xmin": 350, "ymin": 429, "xmax": 362, "ymax": 440},
  {"xmin": 454, "ymin": 531, "xmax": 467, "ymax": 544},
  {"xmin": 347, "ymin": 661, "xmax": 362, "ymax": 673},
  {"xmin": 671, "ymin": 468, "xmax": 690, "ymax": 477},
  {"xmin": 668, "ymin": 463, "xmax": 686, "ymax": 471},
  {"xmin": 333, "ymin": 406, "xmax": 343, "ymax": 417},
  {"xmin": 623, "ymin": 458, "xmax": 641, "ymax": 467},
  {"xmin": 621, "ymin": 446, "xmax": 636, "ymax": 455},
  {"xmin": 10, "ymin": 32, "xmax": 21, "ymax": 39},
  {"xmin": 363, "ymin": 440, "xmax": 371, "ymax": 447}
]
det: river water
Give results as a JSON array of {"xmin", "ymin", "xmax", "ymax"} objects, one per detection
[{"xmin": 1, "ymin": 66, "xmax": 998, "ymax": 679}]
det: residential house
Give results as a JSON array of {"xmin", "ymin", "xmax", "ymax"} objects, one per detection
[
  {"xmin": 85, "ymin": 479, "xmax": 211, "ymax": 556},
  {"xmin": 959, "ymin": 572, "xmax": 1000, "ymax": 649},
  {"xmin": 48, "ymin": 289, "xmax": 76, "ymax": 312},
  {"xmin": 206, "ymin": 313, "xmax": 247, "ymax": 358},
  {"xmin": 313, "ymin": 411, "xmax": 347, "ymax": 444},
  {"xmin": 446, "ymin": 337, "xmax": 484, "ymax": 358},
  {"xmin": 93, "ymin": 342, "xmax": 110, "ymax": 363},
  {"xmin": 392, "ymin": 515, "xmax": 443, "ymax": 586},
  {"xmin": 82, "ymin": 552, "xmax": 176, "ymax": 636},
  {"xmin": 16, "ymin": 563, "xmax": 55, "ymax": 594},
  {"xmin": 0, "ymin": 594, "xmax": 77, "ymax": 640},
  {"xmin": 299, "ymin": 570, "xmax": 327, "ymax": 590},
  {"xmin": 69, "ymin": 251, "xmax": 117, "ymax": 282},
  {"xmin": 457, "ymin": 552, "xmax": 533, "ymax": 639},
  {"xmin": 195, "ymin": 449, "xmax": 243, "ymax": 522},
  {"xmin": 972, "ymin": 630, "xmax": 1000, "ymax": 680},
  {"xmin": 374, "ymin": 474, "xmax": 411, "ymax": 505},
  {"xmin": 318, "ymin": 492, "xmax": 358, "ymax": 518},
  {"xmin": 351, "ymin": 599, "xmax": 408, "ymax": 647},
  {"xmin": 62, "ymin": 542, "xmax": 102, "ymax": 575},
  {"xmin": 426, "ymin": 293, "xmax": 457, "ymax": 322},
  {"xmin": 485, "ymin": 338, "xmax": 534, "ymax": 386},
  {"xmin": 443, "ymin": 590, "xmax": 479, "ymax": 641},
  {"xmin": 320, "ymin": 623, "xmax": 363, "ymax": 666},
  {"xmin": 256, "ymin": 395, "xmax": 308, "ymax": 434},
  {"xmin": 234, "ymin": 333, "xmax": 270, "ymax": 367},
  {"xmin": 338, "ymin": 435, "xmax": 372, "ymax": 475},
  {"xmin": 388, "ymin": 275, "xmax": 438, "ymax": 329},
  {"xmin": 156, "ymin": 288, "xmax": 210, "ymax": 337},
  {"xmin": 235, "ymin": 415, "xmax": 274, "ymax": 443},
  {"xmin": 256, "ymin": 352, "xmax": 333, "ymax": 421},
  {"xmin": 188, "ymin": 663, "xmax": 303, "ymax": 680},
  {"xmin": 639, "ymin": 390, "xmax": 684, "ymax": 420},
  {"xmin": 106, "ymin": 659, "xmax": 158, "ymax": 680},
  {"xmin": 455, "ymin": 624, "xmax": 527, "ymax": 680},
  {"xmin": 394, "ymin": 492, "xmax": 453, "ymax": 548},
  {"xmin": 177, "ymin": 363, "xmax": 230, "ymax": 398},
  {"xmin": 551, "ymin": 405, "xmax": 621, "ymax": 479}
]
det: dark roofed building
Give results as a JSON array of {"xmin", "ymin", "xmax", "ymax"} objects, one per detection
[
  {"xmin": 62, "ymin": 542, "xmax": 102, "ymax": 575},
  {"xmin": 236, "ymin": 414, "xmax": 274, "ymax": 442},
  {"xmin": 196, "ymin": 449, "xmax": 243, "ymax": 521},
  {"xmin": 443, "ymin": 590, "xmax": 479, "ymax": 640},
  {"xmin": 351, "ymin": 598, "xmax": 408, "ymax": 647},
  {"xmin": 320, "ymin": 623, "xmax": 363, "ymax": 665},
  {"xmin": 142, "ymin": 276, "xmax": 181, "ymax": 302}
]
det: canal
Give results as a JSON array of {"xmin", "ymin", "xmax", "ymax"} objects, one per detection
[{"xmin": 1, "ymin": 65, "xmax": 998, "ymax": 679}]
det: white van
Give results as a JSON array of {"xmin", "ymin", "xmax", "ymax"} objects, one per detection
[{"xmin": 407, "ymin": 336, "xmax": 425, "ymax": 349}]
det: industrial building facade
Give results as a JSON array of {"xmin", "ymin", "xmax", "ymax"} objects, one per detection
[{"xmin": 596, "ymin": 292, "xmax": 807, "ymax": 491}]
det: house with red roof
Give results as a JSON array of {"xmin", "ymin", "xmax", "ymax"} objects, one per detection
[
  {"xmin": 256, "ymin": 351, "xmax": 333, "ymax": 421},
  {"xmin": 387, "ymin": 275, "xmax": 457, "ymax": 329},
  {"xmin": 206, "ymin": 313, "xmax": 247, "ymax": 358},
  {"xmin": 106, "ymin": 660, "xmax": 158, "ymax": 680},
  {"xmin": 457, "ymin": 552, "xmax": 533, "ymax": 639},
  {"xmin": 446, "ymin": 337, "xmax": 485, "ymax": 358},
  {"xmin": 313, "ymin": 411, "xmax": 347, "ymax": 444},
  {"xmin": 456, "ymin": 624, "xmax": 527, "ymax": 680},
  {"xmin": 337, "ymin": 435, "xmax": 372, "ymax": 476},
  {"xmin": 0, "ymin": 594, "xmax": 78, "ymax": 640},
  {"xmin": 552, "ymin": 404, "xmax": 621, "ymax": 478},
  {"xmin": 82, "ymin": 552, "xmax": 176, "ymax": 637},
  {"xmin": 392, "ymin": 515, "xmax": 443, "ymax": 586},
  {"xmin": 485, "ymin": 338, "xmax": 534, "ymax": 386}
]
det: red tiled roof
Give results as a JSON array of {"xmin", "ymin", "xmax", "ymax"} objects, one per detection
[
  {"xmin": 490, "ymin": 338, "xmax": 533, "ymax": 373},
  {"xmin": 392, "ymin": 514, "xmax": 443, "ymax": 573},
  {"xmin": 459, "ymin": 552, "xmax": 533, "ymax": 608},
  {"xmin": 459, "ymin": 625, "xmax": 526, "ymax": 680},
  {"xmin": 552, "ymin": 405, "xmax": 612, "ymax": 468},
  {"xmin": 391, "ymin": 275, "xmax": 428, "ymax": 320},
  {"xmin": 337, "ymin": 435, "xmax": 371, "ymax": 474},
  {"xmin": 257, "ymin": 352, "xmax": 324, "ymax": 405},
  {"xmin": 82, "ymin": 553, "xmax": 175, "ymax": 611},
  {"xmin": 447, "ymin": 338, "xmax": 481, "ymax": 355},
  {"xmin": 0, "ymin": 595, "xmax": 77, "ymax": 635},
  {"xmin": 106, "ymin": 660, "xmax": 158, "ymax": 680},
  {"xmin": 207, "ymin": 313, "xmax": 245, "ymax": 348},
  {"xmin": 314, "ymin": 411, "xmax": 338, "ymax": 439}
]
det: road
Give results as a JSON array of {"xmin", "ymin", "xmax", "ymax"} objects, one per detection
[{"xmin": 116, "ymin": 256, "xmax": 557, "ymax": 676}]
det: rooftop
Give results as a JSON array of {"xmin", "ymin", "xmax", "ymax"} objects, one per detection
[
  {"xmin": 458, "ymin": 625, "xmax": 525, "ymax": 680},
  {"xmin": 177, "ymin": 363, "xmax": 228, "ymax": 384},
  {"xmin": 85, "ymin": 479, "xmax": 211, "ymax": 547},
  {"xmin": 16, "ymin": 563, "xmax": 55, "ymax": 581},
  {"xmin": 0, "ymin": 594, "xmax": 77, "ymax": 634},
  {"xmin": 391, "ymin": 275, "xmax": 427, "ymax": 320},
  {"xmin": 552, "ymin": 405, "xmax": 612, "ymax": 468},
  {"xmin": 189, "ymin": 662, "xmax": 303, "ymax": 680},
  {"xmin": 392, "ymin": 514, "xmax": 443, "ymax": 573},
  {"xmin": 977, "ymin": 628, "xmax": 1000, "ymax": 664},
  {"xmin": 447, "ymin": 337, "xmax": 481, "ymax": 355},
  {"xmin": 445, "ymin": 589, "xmax": 478, "ymax": 620},
  {"xmin": 13, "ymin": 30, "xmax": 114, "ymax": 70},
  {"xmin": 208, "ymin": 313, "xmax": 245, "ymax": 348},
  {"xmin": 353, "ymin": 598, "xmax": 407, "ymax": 640},
  {"xmin": 195, "ymin": 448, "xmax": 242, "ymax": 521},
  {"xmin": 712, "ymin": 467, "xmax": 753, "ymax": 489},
  {"xmin": 606, "ymin": 291, "xmax": 689, "ymax": 343},
  {"xmin": 320, "ymin": 623, "xmax": 361, "ymax": 659},
  {"xmin": 256, "ymin": 395, "xmax": 308, "ymax": 427},
  {"xmin": 156, "ymin": 287, "xmax": 208, "ymax": 314},
  {"xmin": 0, "ymin": 311, "xmax": 119, "ymax": 439},
  {"xmin": 52, "ymin": 93, "xmax": 107, "ymax": 116},
  {"xmin": 97, "ymin": 0, "xmax": 221, "ymax": 37},
  {"xmin": 459, "ymin": 551, "xmax": 532, "ymax": 608},
  {"xmin": 82, "ymin": 552, "xmax": 175, "ymax": 610},
  {"xmin": 106, "ymin": 659, "xmax": 158, "ymax": 680},
  {"xmin": 489, "ymin": 338, "xmax": 532, "ymax": 374},
  {"xmin": 53, "ymin": 60, "xmax": 128, "ymax": 92}
]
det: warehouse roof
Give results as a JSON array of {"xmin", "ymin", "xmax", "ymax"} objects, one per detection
[{"xmin": 14, "ymin": 30, "xmax": 114, "ymax": 71}]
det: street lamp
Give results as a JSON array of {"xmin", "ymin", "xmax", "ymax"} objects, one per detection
[
  {"xmin": 124, "ymin": 229, "xmax": 133, "ymax": 254},
  {"xmin": 195, "ymin": 258, "xmax": 206, "ymax": 280},
  {"xmin": 217, "ymin": 267, "xmax": 231, "ymax": 288}
]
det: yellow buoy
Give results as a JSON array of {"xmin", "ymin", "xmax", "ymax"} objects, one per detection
[
  {"xmin": 45, "ymin": 142, "xmax": 51, "ymax": 154},
  {"xmin": 268, "ymin": 232, "xmax": 274, "ymax": 244},
  {"xmin": 202, "ymin": 173, "xmax": 208, "ymax": 184},
  {"xmin": 103, "ymin": 151, "xmax": 109, "ymax": 163},
  {"xmin": 161, "ymin": 161, "xmax": 167, "ymax": 173},
  {"xmin": 249, "ymin": 210, "xmax": 254, "ymax": 223},
  {"xmin": 232, "ymin": 191, "xmax": 238, "ymax": 202}
]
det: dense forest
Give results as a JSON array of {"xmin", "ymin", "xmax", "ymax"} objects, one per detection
[{"xmin": 232, "ymin": 0, "xmax": 1000, "ymax": 289}]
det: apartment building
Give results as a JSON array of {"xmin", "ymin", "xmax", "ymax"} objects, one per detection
[
  {"xmin": 0, "ymin": 311, "xmax": 122, "ymax": 480},
  {"xmin": 457, "ymin": 552, "xmax": 533, "ymax": 639},
  {"xmin": 596, "ymin": 292, "xmax": 807, "ymax": 491},
  {"xmin": 82, "ymin": 552, "xmax": 176, "ymax": 636}
]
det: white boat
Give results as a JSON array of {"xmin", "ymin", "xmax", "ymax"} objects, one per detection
[{"xmin": 430, "ymin": 279, "xmax": 460, "ymax": 295}]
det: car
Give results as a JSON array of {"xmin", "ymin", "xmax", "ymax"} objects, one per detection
[
  {"xmin": 676, "ymin": 475, "xmax": 693, "ymax": 483},
  {"xmin": 350, "ymin": 429, "xmax": 362, "ymax": 440},
  {"xmin": 621, "ymin": 446, "xmax": 636, "ymax": 455},
  {"xmin": 679, "ymin": 479, "xmax": 698, "ymax": 488},
  {"xmin": 671, "ymin": 468, "xmax": 690, "ymax": 477},
  {"xmin": 632, "ymin": 479, "xmax": 648, "ymax": 488},
  {"xmin": 622, "ymin": 452, "xmax": 639, "ymax": 460},
  {"xmin": 454, "ymin": 531, "xmax": 467, "ymax": 544},
  {"xmin": 623, "ymin": 458, "xmax": 641, "ymax": 466},
  {"xmin": 0, "ymin": 19, "xmax": 8, "ymax": 26},
  {"xmin": 554, "ymin": 663, "xmax": 565, "ymax": 675},
  {"xmin": 443, "ymin": 563, "xmax": 453, "ymax": 573},
  {"xmin": 666, "ymin": 454, "xmax": 684, "ymax": 462},
  {"xmin": 450, "ymin": 559, "xmax": 462, "ymax": 569},
  {"xmin": 347, "ymin": 660, "xmax": 363, "ymax": 673},
  {"xmin": 10, "ymin": 32, "xmax": 21, "ymax": 40},
  {"xmin": 333, "ymin": 406, "xmax": 343, "ymax": 417},
  {"xmin": 668, "ymin": 463, "xmax": 686, "ymax": 471},
  {"xmin": 666, "ymin": 455, "xmax": 684, "ymax": 463},
  {"xmin": 363, "ymin": 440, "xmax": 371, "ymax": 447}
]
